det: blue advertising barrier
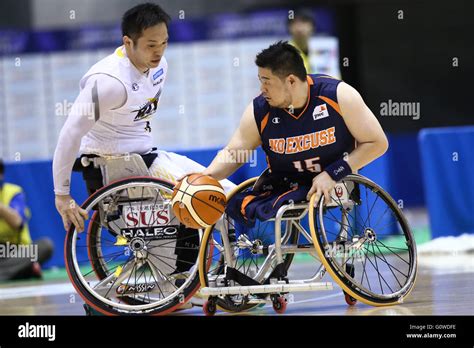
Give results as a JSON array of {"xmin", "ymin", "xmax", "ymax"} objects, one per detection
[
  {"xmin": 419, "ymin": 126, "xmax": 474, "ymax": 238},
  {"xmin": 3, "ymin": 143, "xmax": 396, "ymax": 268}
]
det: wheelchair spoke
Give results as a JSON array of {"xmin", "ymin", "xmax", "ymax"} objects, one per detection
[
  {"xmin": 146, "ymin": 261, "xmax": 169, "ymax": 299},
  {"xmin": 104, "ymin": 258, "xmax": 137, "ymax": 299},
  {"xmin": 372, "ymin": 205, "xmax": 391, "ymax": 230},
  {"xmin": 366, "ymin": 243, "xmax": 405, "ymax": 291},
  {"xmin": 360, "ymin": 247, "xmax": 372, "ymax": 291},
  {"xmin": 365, "ymin": 186, "xmax": 370, "ymax": 226},
  {"xmin": 145, "ymin": 233, "xmax": 199, "ymax": 250},
  {"xmin": 371, "ymin": 243, "xmax": 395, "ymax": 294},
  {"xmin": 373, "ymin": 243, "xmax": 406, "ymax": 286},
  {"xmin": 364, "ymin": 194, "xmax": 379, "ymax": 229},
  {"xmin": 370, "ymin": 243, "xmax": 384, "ymax": 294},
  {"xmin": 375, "ymin": 239, "xmax": 411, "ymax": 264},
  {"xmin": 375, "ymin": 243, "xmax": 409, "ymax": 252},
  {"xmin": 351, "ymin": 204, "xmax": 370, "ymax": 231}
]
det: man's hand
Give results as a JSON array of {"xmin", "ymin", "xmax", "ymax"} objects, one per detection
[
  {"xmin": 0, "ymin": 202, "xmax": 23, "ymax": 230},
  {"xmin": 306, "ymin": 171, "xmax": 337, "ymax": 204},
  {"xmin": 175, "ymin": 172, "xmax": 201, "ymax": 184},
  {"xmin": 55, "ymin": 194, "xmax": 88, "ymax": 232}
]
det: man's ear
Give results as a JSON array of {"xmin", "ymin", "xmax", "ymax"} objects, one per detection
[
  {"xmin": 287, "ymin": 74, "xmax": 298, "ymax": 86},
  {"xmin": 123, "ymin": 35, "xmax": 133, "ymax": 49}
]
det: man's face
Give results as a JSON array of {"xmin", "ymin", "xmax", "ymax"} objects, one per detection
[
  {"xmin": 258, "ymin": 67, "xmax": 291, "ymax": 108},
  {"xmin": 289, "ymin": 19, "xmax": 314, "ymax": 43},
  {"xmin": 125, "ymin": 23, "xmax": 169, "ymax": 71}
]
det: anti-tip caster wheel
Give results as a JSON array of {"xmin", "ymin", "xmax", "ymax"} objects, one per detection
[
  {"xmin": 344, "ymin": 291, "xmax": 358, "ymax": 306},
  {"xmin": 203, "ymin": 298, "xmax": 217, "ymax": 316},
  {"xmin": 272, "ymin": 295, "xmax": 287, "ymax": 314}
]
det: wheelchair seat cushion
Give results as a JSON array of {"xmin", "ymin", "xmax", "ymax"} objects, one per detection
[
  {"xmin": 73, "ymin": 152, "xmax": 158, "ymax": 195},
  {"xmin": 226, "ymin": 183, "xmax": 309, "ymax": 227}
]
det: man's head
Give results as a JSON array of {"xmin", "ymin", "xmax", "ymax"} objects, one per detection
[
  {"xmin": 122, "ymin": 3, "xmax": 171, "ymax": 72},
  {"xmin": 255, "ymin": 41, "xmax": 307, "ymax": 108},
  {"xmin": 287, "ymin": 9, "xmax": 315, "ymax": 47}
]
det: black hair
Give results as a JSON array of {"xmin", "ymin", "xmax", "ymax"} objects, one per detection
[
  {"xmin": 287, "ymin": 8, "xmax": 315, "ymax": 28},
  {"xmin": 0, "ymin": 159, "xmax": 4, "ymax": 175},
  {"xmin": 121, "ymin": 3, "xmax": 171, "ymax": 43},
  {"xmin": 255, "ymin": 41, "xmax": 307, "ymax": 81}
]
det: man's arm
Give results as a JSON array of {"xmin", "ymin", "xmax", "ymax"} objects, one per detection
[
  {"xmin": 203, "ymin": 102, "xmax": 262, "ymax": 180},
  {"xmin": 0, "ymin": 191, "xmax": 28, "ymax": 231},
  {"xmin": 337, "ymin": 82, "xmax": 389, "ymax": 171},
  {"xmin": 307, "ymin": 82, "xmax": 388, "ymax": 202},
  {"xmin": 53, "ymin": 74, "xmax": 126, "ymax": 195},
  {"xmin": 53, "ymin": 74, "xmax": 126, "ymax": 231},
  {"xmin": 0, "ymin": 203, "xmax": 22, "ymax": 231}
]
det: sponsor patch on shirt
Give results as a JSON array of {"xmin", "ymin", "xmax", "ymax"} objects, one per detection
[
  {"xmin": 153, "ymin": 68, "xmax": 164, "ymax": 80},
  {"xmin": 312, "ymin": 103, "xmax": 330, "ymax": 120}
]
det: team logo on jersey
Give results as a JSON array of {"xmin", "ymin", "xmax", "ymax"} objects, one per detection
[
  {"xmin": 153, "ymin": 78, "xmax": 164, "ymax": 86},
  {"xmin": 268, "ymin": 126, "xmax": 336, "ymax": 155},
  {"xmin": 153, "ymin": 68, "xmax": 164, "ymax": 80},
  {"xmin": 133, "ymin": 88, "xmax": 162, "ymax": 122},
  {"xmin": 132, "ymin": 83, "xmax": 139, "ymax": 91},
  {"xmin": 272, "ymin": 117, "xmax": 281, "ymax": 124},
  {"xmin": 313, "ymin": 104, "xmax": 330, "ymax": 121}
]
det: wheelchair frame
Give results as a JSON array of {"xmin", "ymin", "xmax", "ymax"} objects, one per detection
[{"xmin": 198, "ymin": 173, "xmax": 417, "ymax": 315}]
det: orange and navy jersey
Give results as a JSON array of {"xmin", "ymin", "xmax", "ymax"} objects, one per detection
[{"xmin": 253, "ymin": 74, "xmax": 355, "ymax": 182}]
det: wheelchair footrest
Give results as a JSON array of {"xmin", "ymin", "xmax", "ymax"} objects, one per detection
[{"xmin": 200, "ymin": 281, "xmax": 333, "ymax": 297}]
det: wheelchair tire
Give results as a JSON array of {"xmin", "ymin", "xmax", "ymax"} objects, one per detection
[
  {"xmin": 65, "ymin": 176, "xmax": 201, "ymax": 315},
  {"xmin": 309, "ymin": 174, "xmax": 417, "ymax": 306}
]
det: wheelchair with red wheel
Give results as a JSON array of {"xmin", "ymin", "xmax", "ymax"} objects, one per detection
[{"xmin": 65, "ymin": 153, "xmax": 202, "ymax": 315}]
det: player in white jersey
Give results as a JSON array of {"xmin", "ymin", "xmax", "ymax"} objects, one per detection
[{"xmin": 53, "ymin": 3, "xmax": 234, "ymax": 232}]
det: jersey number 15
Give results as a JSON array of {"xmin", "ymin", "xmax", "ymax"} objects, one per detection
[{"xmin": 293, "ymin": 157, "xmax": 322, "ymax": 173}]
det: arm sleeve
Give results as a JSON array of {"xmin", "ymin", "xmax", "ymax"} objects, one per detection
[
  {"xmin": 9, "ymin": 192, "xmax": 28, "ymax": 225},
  {"xmin": 52, "ymin": 74, "xmax": 126, "ymax": 195}
]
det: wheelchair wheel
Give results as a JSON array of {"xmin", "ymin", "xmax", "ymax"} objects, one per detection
[
  {"xmin": 198, "ymin": 177, "xmax": 299, "ymax": 313},
  {"xmin": 87, "ymin": 211, "xmax": 163, "ymax": 306},
  {"xmin": 65, "ymin": 176, "xmax": 201, "ymax": 315},
  {"xmin": 309, "ymin": 174, "xmax": 417, "ymax": 306}
]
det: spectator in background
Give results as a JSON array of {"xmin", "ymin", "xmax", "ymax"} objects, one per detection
[
  {"xmin": 287, "ymin": 9, "xmax": 316, "ymax": 74},
  {"xmin": 0, "ymin": 159, "xmax": 53, "ymax": 281}
]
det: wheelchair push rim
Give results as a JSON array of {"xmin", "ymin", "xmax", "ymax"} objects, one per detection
[{"xmin": 309, "ymin": 174, "xmax": 417, "ymax": 306}]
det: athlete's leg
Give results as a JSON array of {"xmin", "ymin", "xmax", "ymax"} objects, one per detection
[
  {"xmin": 149, "ymin": 150, "xmax": 236, "ymax": 193},
  {"xmin": 149, "ymin": 150, "xmax": 233, "ymax": 252}
]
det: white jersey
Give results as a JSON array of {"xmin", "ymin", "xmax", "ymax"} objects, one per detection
[{"xmin": 79, "ymin": 46, "xmax": 167, "ymax": 155}]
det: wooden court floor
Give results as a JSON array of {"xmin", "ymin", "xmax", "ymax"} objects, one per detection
[{"xmin": 0, "ymin": 255, "xmax": 472, "ymax": 316}]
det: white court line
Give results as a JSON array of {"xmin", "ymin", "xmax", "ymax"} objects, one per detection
[{"xmin": 0, "ymin": 282, "xmax": 75, "ymax": 300}]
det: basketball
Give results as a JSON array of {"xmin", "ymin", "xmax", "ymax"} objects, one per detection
[{"xmin": 171, "ymin": 174, "xmax": 227, "ymax": 229}]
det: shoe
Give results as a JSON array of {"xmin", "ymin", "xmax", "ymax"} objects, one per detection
[{"xmin": 31, "ymin": 262, "xmax": 43, "ymax": 279}]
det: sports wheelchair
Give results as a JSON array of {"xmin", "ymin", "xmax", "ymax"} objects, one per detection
[
  {"xmin": 197, "ymin": 169, "xmax": 417, "ymax": 315},
  {"xmin": 65, "ymin": 153, "xmax": 202, "ymax": 315}
]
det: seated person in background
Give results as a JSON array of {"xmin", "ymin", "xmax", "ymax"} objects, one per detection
[
  {"xmin": 288, "ymin": 8, "xmax": 316, "ymax": 74},
  {"xmin": 0, "ymin": 159, "xmax": 54, "ymax": 281}
]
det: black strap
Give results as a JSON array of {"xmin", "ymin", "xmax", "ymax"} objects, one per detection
[{"xmin": 225, "ymin": 267, "xmax": 261, "ymax": 286}]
